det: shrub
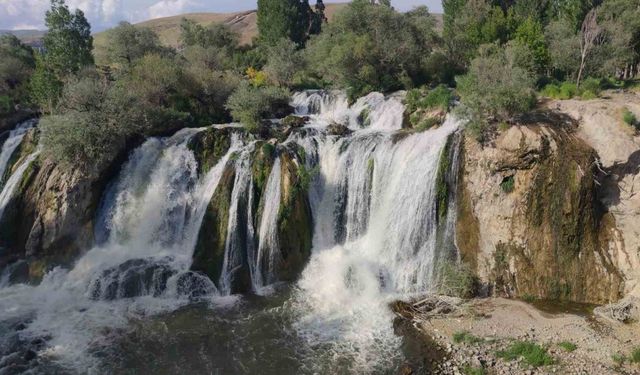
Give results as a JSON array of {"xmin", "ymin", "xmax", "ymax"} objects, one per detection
[
  {"xmin": 500, "ymin": 175, "xmax": 515, "ymax": 193},
  {"xmin": 456, "ymin": 43, "xmax": 536, "ymax": 124},
  {"xmin": 558, "ymin": 341, "xmax": 577, "ymax": 352},
  {"xmin": 406, "ymin": 85, "xmax": 453, "ymax": 116},
  {"xmin": 631, "ymin": 347, "xmax": 640, "ymax": 363},
  {"xmin": 225, "ymin": 82, "xmax": 290, "ymax": 130},
  {"xmin": 623, "ymin": 108, "xmax": 638, "ymax": 128},
  {"xmin": 612, "ymin": 353, "xmax": 626, "ymax": 365},
  {"xmin": 414, "ymin": 117, "xmax": 440, "ymax": 132},
  {"xmin": 435, "ymin": 260, "xmax": 477, "ymax": 298},
  {"xmin": 497, "ymin": 341, "xmax": 554, "ymax": 367},
  {"xmin": 580, "ymin": 77, "xmax": 601, "ymax": 96},
  {"xmin": 559, "ymin": 82, "xmax": 577, "ymax": 99},
  {"xmin": 453, "ymin": 331, "xmax": 483, "ymax": 345}
]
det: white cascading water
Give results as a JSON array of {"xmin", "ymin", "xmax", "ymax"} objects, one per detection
[
  {"xmin": 0, "ymin": 91, "xmax": 461, "ymax": 374},
  {"xmin": 289, "ymin": 92, "xmax": 460, "ymax": 372},
  {"xmin": 0, "ymin": 128, "xmax": 242, "ymax": 370},
  {"xmin": 254, "ymin": 157, "xmax": 282, "ymax": 290},
  {"xmin": 218, "ymin": 143, "xmax": 256, "ymax": 295},
  {"xmin": 0, "ymin": 119, "xmax": 36, "ymax": 188},
  {"xmin": 0, "ymin": 151, "xmax": 40, "ymax": 220}
]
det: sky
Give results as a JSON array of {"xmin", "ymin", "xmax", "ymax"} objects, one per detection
[{"xmin": 0, "ymin": 0, "xmax": 443, "ymax": 31}]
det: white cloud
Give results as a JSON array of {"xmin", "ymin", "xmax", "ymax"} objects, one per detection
[{"xmin": 147, "ymin": 0, "xmax": 192, "ymax": 19}]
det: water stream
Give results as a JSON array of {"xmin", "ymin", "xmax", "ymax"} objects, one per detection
[{"xmin": 0, "ymin": 92, "xmax": 461, "ymax": 374}]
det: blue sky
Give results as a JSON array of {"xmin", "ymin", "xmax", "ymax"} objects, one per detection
[{"xmin": 0, "ymin": 0, "xmax": 443, "ymax": 31}]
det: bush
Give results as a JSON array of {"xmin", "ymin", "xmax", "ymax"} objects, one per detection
[
  {"xmin": 497, "ymin": 341, "xmax": 554, "ymax": 367},
  {"xmin": 623, "ymin": 108, "xmax": 638, "ymax": 128},
  {"xmin": 500, "ymin": 175, "xmax": 515, "ymax": 193},
  {"xmin": 405, "ymin": 84, "xmax": 453, "ymax": 113},
  {"xmin": 631, "ymin": 347, "xmax": 640, "ymax": 363},
  {"xmin": 612, "ymin": 353, "xmax": 626, "ymax": 365},
  {"xmin": 558, "ymin": 341, "xmax": 577, "ymax": 352},
  {"xmin": 225, "ymin": 82, "xmax": 291, "ymax": 130},
  {"xmin": 456, "ymin": 43, "xmax": 536, "ymax": 124},
  {"xmin": 435, "ymin": 260, "xmax": 477, "ymax": 298}
]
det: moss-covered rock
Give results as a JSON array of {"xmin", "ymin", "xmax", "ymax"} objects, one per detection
[
  {"xmin": 276, "ymin": 149, "xmax": 313, "ymax": 282},
  {"xmin": 190, "ymin": 162, "xmax": 236, "ymax": 288},
  {"xmin": 188, "ymin": 127, "xmax": 235, "ymax": 174}
]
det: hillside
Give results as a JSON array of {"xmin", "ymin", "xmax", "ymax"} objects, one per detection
[
  {"xmin": 92, "ymin": 4, "xmax": 348, "ymax": 63},
  {"xmin": 93, "ymin": 5, "xmax": 443, "ymax": 63}
]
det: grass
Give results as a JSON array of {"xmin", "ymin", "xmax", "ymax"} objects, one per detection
[
  {"xmin": 453, "ymin": 331, "xmax": 483, "ymax": 345},
  {"xmin": 463, "ymin": 365, "xmax": 486, "ymax": 375},
  {"xmin": 540, "ymin": 78, "xmax": 602, "ymax": 100},
  {"xmin": 612, "ymin": 353, "xmax": 626, "ymax": 365},
  {"xmin": 496, "ymin": 341, "xmax": 555, "ymax": 367},
  {"xmin": 521, "ymin": 294, "xmax": 536, "ymax": 303},
  {"xmin": 558, "ymin": 341, "xmax": 577, "ymax": 352},
  {"xmin": 500, "ymin": 175, "xmax": 515, "ymax": 194},
  {"xmin": 631, "ymin": 347, "xmax": 640, "ymax": 363}
]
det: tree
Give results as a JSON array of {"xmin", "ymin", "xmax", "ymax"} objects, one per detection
[
  {"xmin": 456, "ymin": 43, "xmax": 536, "ymax": 133},
  {"xmin": 513, "ymin": 17, "xmax": 550, "ymax": 75},
  {"xmin": 30, "ymin": 55, "xmax": 63, "ymax": 113},
  {"xmin": 106, "ymin": 22, "xmax": 165, "ymax": 69},
  {"xmin": 305, "ymin": 0, "xmax": 438, "ymax": 99},
  {"xmin": 257, "ymin": 0, "xmax": 323, "ymax": 45},
  {"xmin": 0, "ymin": 35, "xmax": 35, "ymax": 114},
  {"xmin": 42, "ymin": 0, "xmax": 94, "ymax": 76},
  {"xmin": 264, "ymin": 38, "xmax": 303, "ymax": 87},
  {"xmin": 598, "ymin": 0, "xmax": 640, "ymax": 79},
  {"xmin": 546, "ymin": 19, "xmax": 581, "ymax": 80},
  {"xmin": 577, "ymin": 9, "xmax": 603, "ymax": 86},
  {"xmin": 225, "ymin": 82, "xmax": 290, "ymax": 130}
]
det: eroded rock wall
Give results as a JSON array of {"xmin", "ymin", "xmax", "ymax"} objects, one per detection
[{"xmin": 457, "ymin": 119, "xmax": 624, "ymax": 304}]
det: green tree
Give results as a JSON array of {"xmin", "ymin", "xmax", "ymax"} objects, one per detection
[
  {"xmin": 257, "ymin": 0, "xmax": 303, "ymax": 45},
  {"xmin": 598, "ymin": 0, "xmax": 640, "ymax": 79},
  {"xmin": 305, "ymin": 0, "xmax": 438, "ymax": 99},
  {"xmin": 42, "ymin": 0, "xmax": 94, "ymax": 75},
  {"xmin": 30, "ymin": 55, "xmax": 63, "ymax": 113},
  {"xmin": 456, "ymin": 43, "xmax": 536, "ymax": 138},
  {"xmin": 225, "ymin": 82, "xmax": 290, "ymax": 130},
  {"xmin": 513, "ymin": 17, "xmax": 550, "ymax": 74},
  {"xmin": 105, "ymin": 22, "xmax": 165, "ymax": 69},
  {"xmin": 264, "ymin": 38, "xmax": 303, "ymax": 87},
  {"xmin": 0, "ymin": 35, "xmax": 35, "ymax": 115}
]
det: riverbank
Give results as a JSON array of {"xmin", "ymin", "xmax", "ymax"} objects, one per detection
[{"xmin": 396, "ymin": 297, "xmax": 640, "ymax": 375}]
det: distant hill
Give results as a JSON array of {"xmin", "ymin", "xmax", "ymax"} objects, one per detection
[
  {"xmin": 93, "ymin": 4, "xmax": 349, "ymax": 60},
  {"xmin": 0, "ymin": 29, "xmax": 46, "ymax": 48}
]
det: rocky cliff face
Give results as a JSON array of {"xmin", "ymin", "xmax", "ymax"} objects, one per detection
[
  {"xmin": 457, "ymin": 95, "xmax": 640, "ymax": 304},
  {"xmin": 0, "ymin": 130, "xmax": 110, "ymax": 282}
]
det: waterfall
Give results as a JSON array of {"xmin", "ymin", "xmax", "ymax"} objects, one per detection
[
  {"xmin": 0, "ymin": 90, "xmax": 462, "ymax": 374},
  {"xmin": 0, "ymin": 150, "xmax": 40, "ymax": 220},
  {"xmin": 0, "ymin": 119, "xmax": 36, "ymax": 188},
  {"xmin": 0, "ymin": 128, "xmax": 243, "ymax": 370},
  {"xmin": 218, "ymin": 144, "xmax": 256, "ymax": 295},
  {"xmin": 289, "ymin": 92, "xmax": 461, "ymax": 372},
  {"xmin": 254, "ymin": 157, "xmax": 282, "ymax": 291}
]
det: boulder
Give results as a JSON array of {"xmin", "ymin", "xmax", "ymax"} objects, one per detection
[{"xmin": 327, "ymin": 122, "xmax": 352, "ymax": 136}]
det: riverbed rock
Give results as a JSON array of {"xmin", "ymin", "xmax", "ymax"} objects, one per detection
[{"xmin": 327, "ymin": 122, "xmax": 352, "ymax": 136}]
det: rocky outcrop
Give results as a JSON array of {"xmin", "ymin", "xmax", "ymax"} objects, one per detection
[
  {"xmin": 552, "ymin": 93, "xmax": 640, "ymax": 298},
  {"xmin": 457, "ymin": 115, "xmax": 624, "ymax": 304},
  {"xmin": 190, "ymin": 127, "xmax": 313, "ymax": 293},
  {"xmin": 0, "ymin": 128, "xmax": 138, "ymax": 283}
]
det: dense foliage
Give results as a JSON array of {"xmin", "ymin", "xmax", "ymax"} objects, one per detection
[
  {"xmin": 305, "ymin": 0, "xmax": 439, "ymax": 100},
  {"xmin": 0, "ymin": 35, "xmax": 35, "ymax": 117},
  {"xmin": 2, "ymin": 0, "xmax": 640, "ymax": 170}
]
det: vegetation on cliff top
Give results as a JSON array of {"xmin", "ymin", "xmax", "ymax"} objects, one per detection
[{"xmin": 2, "ymin": 0, "xmax": 640, "ymax": 168}]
